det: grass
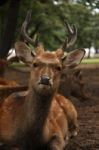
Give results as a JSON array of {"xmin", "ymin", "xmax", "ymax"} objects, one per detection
[
  {"xmin": 82, "ymin": 58, "xmax": 99, "ymax": 64},
  {"xmin": 10, "ymin": 63, "xmax": 25, "ymax": 67}
]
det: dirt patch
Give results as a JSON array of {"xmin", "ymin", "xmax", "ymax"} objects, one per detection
[
  {"xmin": 1, "ymin": 64, "xmax": 99, "ymax": 150},
  {"xmin": 66, "ymin": 64, "xmax": 99, "ymax": 150}
]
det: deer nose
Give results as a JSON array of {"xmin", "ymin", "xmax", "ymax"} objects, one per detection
[{"xmin": 40, "ymin": 75, "xmax": 50, "ymax": 85}]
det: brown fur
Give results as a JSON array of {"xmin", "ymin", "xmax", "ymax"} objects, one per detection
[{"xmin": 0, "ymin": 43, "xmax": 85, "ymax": 150}]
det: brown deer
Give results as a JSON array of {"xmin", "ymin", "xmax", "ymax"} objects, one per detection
[
  {"xmin": 0, "ymin": 11, "xmax": 85, "ymax": 150},
  {"xmin": 59, "ymin": 68, "xmax": 86, "ymax": 100}
]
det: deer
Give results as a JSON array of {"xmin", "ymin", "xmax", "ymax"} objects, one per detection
[
  {"xmin": 59, "ymin": 68, "xmax": 86, "ymax": 99},
  {"xmin": 0, "ymin": 11, "xmax": 85, "ymax": 150}
]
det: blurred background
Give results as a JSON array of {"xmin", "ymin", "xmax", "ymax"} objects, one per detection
[
  {"xmin": 0, "ymin": 2, "xmax": 99, "ymax": 149},
  {"xmin": 0, "ymin": 0, "xmax": 99, "ymax": 60}
]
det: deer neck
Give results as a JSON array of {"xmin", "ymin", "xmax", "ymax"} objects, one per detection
[{"xmin": 23, "ymin": 85, "xmax": 54, "ymax": 140}]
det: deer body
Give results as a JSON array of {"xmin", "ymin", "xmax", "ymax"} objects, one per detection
[
  {"xmin": 0, "ymin": 86, "xmax": 76, "ymax": 150},
  {"xmin": 0, "ymin": 89, "xmax": 74, "ymax": 150},
  {"xmin": 0, "ymin": 48, "xmax": 84, "ymax": 150},
  {"xmin": 0, "ymin": 11, "xmax": 85, "ymax": 150}
]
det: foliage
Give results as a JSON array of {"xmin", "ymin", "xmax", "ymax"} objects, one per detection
[
  {"xmin": 0, "ymin": 0, "xmax": 99, "ymax": 55},
  {"xmin": 82, "ymin": 58, "xmax": 99, "ymax": 64}
]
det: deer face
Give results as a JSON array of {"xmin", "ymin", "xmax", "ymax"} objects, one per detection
[
  {"xmin": 15, "ymin": 42, "xmax": 85, "ymax": 95},
  {"xmin": 30, "ymin": 51, "xmax": 62, "ymax": 94}
]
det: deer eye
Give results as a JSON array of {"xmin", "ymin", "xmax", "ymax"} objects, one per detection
[
  {"xmin": 33, "ymin": 62, "xmax": 39, "ymax": 68},
  {"xmin": 55, "ymin": 66, "xmax": 62, "ymax": 71}
]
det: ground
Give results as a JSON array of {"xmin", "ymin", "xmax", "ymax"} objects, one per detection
[
  {"xmin": 1, "ymin": 64, "xmax": 99, "ymax": 150},
  {"xmin": 66, "ymin": 64, "xmax": 99, "ymax": 150}
]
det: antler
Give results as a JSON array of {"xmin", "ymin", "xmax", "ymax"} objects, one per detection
[
  {"xmin": 21, "ymin": 10, "xmax": 38, "ymax": 47},
  {"xmin": 62, "ymin": 20, "xmax": 77, "ymax": 51}
]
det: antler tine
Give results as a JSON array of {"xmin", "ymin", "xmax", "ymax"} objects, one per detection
[
  {"xmin": 62, "ymin": 20, "xmax": 77, "ymax": 51},
  {"xmin": 21, "ymin": 10, "xmax": 37, "ymax": 47},
  {"xmin": 34, "ymin": 34, "xmax": 39, "ymax": 47}
]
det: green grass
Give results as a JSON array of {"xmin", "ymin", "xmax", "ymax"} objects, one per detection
[
  {"xmin": 82, "ymin": 58, "xmax": 99, "ymax": 64},
  {"xmin": 10, "ymin": 63, "xmax": 25, "ymax": 67}
]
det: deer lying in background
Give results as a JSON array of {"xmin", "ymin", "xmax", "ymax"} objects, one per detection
[
  {"xmin": 0, "ymin": 77, "xmax": 18, "ymax": 88},
  {"xmin": 59, "ymin": 68, "xmax": 86, "ymax": 100},
  {"xmin": 0, "ymin": 11, "xmax": 85, "ymax": 150},
  {"xmin": 60, "ymin": 67, "xmax": 90, "ymax": 101}
]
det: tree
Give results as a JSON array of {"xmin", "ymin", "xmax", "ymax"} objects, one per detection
[
  {"xmin": 0, "ymin": 0, "xmax": 21, "ymax": 58},
  {"xmin": 0, "ymin": 0, "xmax": 8, "ymax": 6},
  {"xmin": 0, "ymin": 0, "xmax": 99, "ymax": 56}
]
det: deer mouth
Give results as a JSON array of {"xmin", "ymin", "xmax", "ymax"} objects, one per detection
[
  {"xmin": 38, "ymin": 82, "xmax": 52, "ymax": 89},
  {"xmin": 37, "ymin": 78, "xmax": 53, "ymax": 94}
]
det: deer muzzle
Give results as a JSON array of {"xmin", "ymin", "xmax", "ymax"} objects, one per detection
[{"xmin": 39, "ymin": 75, "xmax": 51, "ymax": 86}]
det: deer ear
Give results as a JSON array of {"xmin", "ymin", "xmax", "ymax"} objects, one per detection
[
  {"xmin": 62, "ymin": 49, "xmax": 85, "ymax": 68},
  {"xmin": 15, "ymin": 41, "xmax": 35, "ymax": 66}
]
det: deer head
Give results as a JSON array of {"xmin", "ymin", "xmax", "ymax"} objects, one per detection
[{"xmin": 15, "ymin": 11, "xmax": 85, "ymax": 95}]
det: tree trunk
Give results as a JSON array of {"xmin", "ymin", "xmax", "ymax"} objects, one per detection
[
  {"xmin": 0, "ymin": 0, "xmax": 8, "ymax": 6},
  {"xmin": 0, "ymin": 0, "xmax": 21, "ymax": 58}
]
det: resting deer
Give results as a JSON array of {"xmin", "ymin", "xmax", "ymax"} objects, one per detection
[{"xmin": 0, "ymin": 11, "xmax": 85, "ymax": 150}]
